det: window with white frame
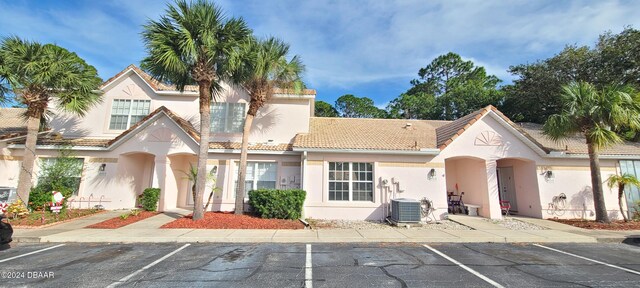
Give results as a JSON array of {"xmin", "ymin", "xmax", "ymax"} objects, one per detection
[
  {"xmin": 109, "ymin": 99, "xmax": 151, "ymax": 130},
  {"xmin": 234, "ymin": 162, "xmax": 277, "ymax": 195},
  {"xmin": 38, "ymin": 158, "xmax": 84, "ymax": 196},
  {"xmin": 329, "ymin": 162, "xmax": 373, "ymax": 201},
  {"xmin": 211, "ymin": 102, "xmax": 245, "ymax": 133}
]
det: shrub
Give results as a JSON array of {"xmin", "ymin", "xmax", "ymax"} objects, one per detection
[
  {"xmin": 120, "ymin": 214, "xmax": 129, "ymax": 220},
  {"xmin": 140, "ymin": 188, "xmax": 161, "ymax": 211},
  {"xmin": 29, "ymin": 147, "xmax": 83, "ymax": 211},
  {"xmin": 7, "ymin": 200, "xmax": 29, "ymax": 219},
  {"xmin": 130, "ymin": 209, "xmax": 141, "ymax": 217},
  {"xmin": 248, "ymin": 189, "xmax": 306, "ymax": 219}
]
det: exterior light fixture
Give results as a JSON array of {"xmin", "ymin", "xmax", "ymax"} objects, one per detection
[
  {"xmin": 427, "ymin": 168, "xmax": 436, "ymax": 180},
  {"xmin": 210, "ymin": 165, "xmax": 218, "ymax": 175},
  {"xmin": 99, "ymin": 163, "xmax": 106, "ymax": 172}
]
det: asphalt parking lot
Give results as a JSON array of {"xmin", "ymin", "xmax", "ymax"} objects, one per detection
[{"xmin": 1, "ymin": 242, "xmax": 639, "ymax": 287}]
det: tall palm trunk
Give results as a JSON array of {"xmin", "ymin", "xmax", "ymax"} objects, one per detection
[
  {"xmin": 618, "ymin": 185, "xmax": 628, "ymax": 222},
  {"xmin": 587, "ymin": 139, "xmax": 610, "ymax": 223},
  {"xmin": 193, "ymin": 81, "xmax": 212, "ymax": 220},
  {"xmin": 16, "ymin": 110, "xmax": 42, "ymax": 205},
  {"xmin": 235, "ymin": 113, "xmax": 254, "ymax": 214}
]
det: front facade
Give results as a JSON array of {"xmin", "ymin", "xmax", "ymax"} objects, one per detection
[{"xmin": 1, "ymin": 65, "xmax": 640, "ymax": 221}]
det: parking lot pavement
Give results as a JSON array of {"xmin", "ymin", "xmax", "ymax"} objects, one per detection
[{"xmin": 1, "ymin": 242, "xmax": 640, "ymax": 287}]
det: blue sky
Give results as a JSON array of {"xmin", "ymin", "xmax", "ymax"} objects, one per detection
[{"xmin": 1, "ymin": 0, "xmax": 639, "ymax": 108}]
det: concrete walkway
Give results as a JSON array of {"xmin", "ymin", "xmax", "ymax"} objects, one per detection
[{"xmin": 10, "ymin": 212, "xmax": 640, "ymax": 244}]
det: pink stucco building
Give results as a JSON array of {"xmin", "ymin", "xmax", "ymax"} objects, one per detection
[{"xmin": 1, "ymin": 65, "xmax": 640, "ymax": 220}]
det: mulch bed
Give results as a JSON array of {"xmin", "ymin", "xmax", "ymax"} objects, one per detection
[
  {"xmin": 8, "ymin": 209, "xmax": 103, "ymax": 228},
  {"xmin": 161, "ymin": 212, "xmax": 305, "ymax": 229},
  {"xmin": 86, "ymin": 211, "xmax": 160, "ymax": 229},
  {"xmin": 552, "ymin": 219, "xmax": 640, "ymax": 230}
]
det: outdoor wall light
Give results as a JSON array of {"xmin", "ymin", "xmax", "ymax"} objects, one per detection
[
  {"xmin": 99, "ymin": 163, "xmax": 106, "ymax": 172},
  {"xmin": 544, "ymin": 170, "xmax": 554, "ymax": 179},
  {"xmin": 210, "ymin": 165, "xmax": 218, "ymax": 175},
  {"xmin": 427, "ymin": 168, "xmax": 436, "ymax": 180}
]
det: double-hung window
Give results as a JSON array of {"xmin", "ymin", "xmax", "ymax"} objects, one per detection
[
  {"xmin": 109, "ymin": 99, "xmax": 151, "ymax": 130},
  {"xmin": 211, "ymin": 103, "xmax": 245, "ymax": 133},
  {"xmin": 38, "ymin": 158, "xmax": 85, "ymax": 196},
  {"xmin": 234, "ymin": 162, "xmax": 277, "ymax": 195},
  {"xmin": 329, "ymin": 162, "xmax": 373, "ymax": 201}
]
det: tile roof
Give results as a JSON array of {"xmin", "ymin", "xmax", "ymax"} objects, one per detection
[
  {"xmin": 7, "ymin": 135, "xmax": 110, "ymax": 147},
  {"xmin": 517, "ymin": 123, "xmax": 640, "ymax": 155},
  {"xmin": 107, "ymin": 106, "xmax": 200, "ymax": 146},
  {"xmin": 293, "ymin": 117, "xmax": 448, "ymax": 151}
]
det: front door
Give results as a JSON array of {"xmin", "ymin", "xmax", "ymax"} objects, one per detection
[{"xmin": 497, "ymin": 167, "xmax": 518, "ymax": 212}]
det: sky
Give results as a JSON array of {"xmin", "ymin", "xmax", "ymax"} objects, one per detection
[{"xmin": 1, "ymin": 0, "xmax": 639, "ymax": 108}]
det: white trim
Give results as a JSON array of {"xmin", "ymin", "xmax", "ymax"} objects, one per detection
[
  {"xmin": 293, "ymin": 147, "xmax": 440, "ymax": 155},
  {"xmin": 100, "ymin": 67, "xmax": 198, "ymax": 96},
  {"xmin": 272, "ymin": 94, "xmax": 316, "ymax": 99},
  {"xmin": 208, "ymin": 149, "xmax": 299, "ymax": 155}
]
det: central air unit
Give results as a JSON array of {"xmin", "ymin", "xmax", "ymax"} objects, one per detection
[{"xmin": 390, "ymin": 198, "xmax": 421, "ymax": 223}]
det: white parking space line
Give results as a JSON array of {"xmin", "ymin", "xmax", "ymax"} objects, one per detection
[
  {"xmin": 424, "ymin": 245, "xmax": 505, "ymax": 288},
  {"xmin": 106, "ymin": 243, "xmax": 191, "ymax": 288},
  {"xmin": 0, "ymin": 244, "xmax": 65, "ymax": 263},
  {"xmin": 306, "ymin": 244, "xmax": 313, "ymax": 288},
  {"xmin": 533, "ymin": 244, "xmax": 640, "ymax": 276}
]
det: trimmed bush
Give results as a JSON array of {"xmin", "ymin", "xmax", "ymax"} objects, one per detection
[
  {"xmin": 248, "ymin": 189, "xmax": 306, "ymax": 219},
  {"xmin": 140, "ymin": 188, "xmax": 161, "ymax": 211}
]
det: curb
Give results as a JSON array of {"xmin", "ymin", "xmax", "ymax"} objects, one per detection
[{"xmin": 12, "ymin": 236, "xmax": 41, "ymax": 243}]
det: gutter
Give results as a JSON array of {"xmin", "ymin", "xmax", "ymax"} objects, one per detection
[{"xmin": 292, "ymin": 147, "xmax": 440, "ymax": 155}]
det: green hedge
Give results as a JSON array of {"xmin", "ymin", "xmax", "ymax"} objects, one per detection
[
  {"xmin": 141, "ymin": 188, "xmax": 161, "ymax": 211},
  {"xmin": 248, "ymin": 189, "xmax": 306, "ymax": 219}
]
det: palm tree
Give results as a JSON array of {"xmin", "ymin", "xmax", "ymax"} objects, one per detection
[
  {"xmin": 544, "ymin": 81, "xmax": 640, "ymax": 223},
  {"xmin": 0, "ymin": 37, "xmax": 102, "ymax": 205},
  {"xmin": 141, "ymin": 0, "xmax": 251, "ymax": 220},
  {"xmin": 231, "ymin": 37, "xmax": 304, "ymax": 214},
  {"xmin": 606, "ymin": 173, "xmax": 640, "ymax": 222}
]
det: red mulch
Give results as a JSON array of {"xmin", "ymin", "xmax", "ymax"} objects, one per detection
[
  {"xmin": 161, "ymin": 212, "xmax": 305, "ymax": 229},
  {"xmin": 552, "ymin": 219, "xmax": 640, "ymax": 230},
  {"xmin": 86, "ymin": 211, "xmax": 160, "ymax": 229}
]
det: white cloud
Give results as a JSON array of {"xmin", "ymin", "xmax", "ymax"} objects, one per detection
[{"xmin": 1, "ymin": 0, "xmax": 638, "ymax": 91}]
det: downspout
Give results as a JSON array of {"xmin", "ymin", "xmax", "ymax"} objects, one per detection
[{"xmin": 301, "ymin": 151, "xmax": 308, "ymax": 218}]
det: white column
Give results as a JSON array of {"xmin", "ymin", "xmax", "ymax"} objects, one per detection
[
  {"xmin": 152, "ymin": 156, "xmax": 169, "ymax": 212},
  {"xmin": 485, "ymin": 160, "xmax": 502, "ymax": 219}
]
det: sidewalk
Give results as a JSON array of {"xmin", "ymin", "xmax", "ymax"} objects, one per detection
[{"xmin": 11, "ymin": 212, "xmax": 640, "ymax": 244}]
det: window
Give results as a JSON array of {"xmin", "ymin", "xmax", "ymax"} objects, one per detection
[
  {"xmin": 329, "ymin": 162, "xmax": 373, "ymax": 201},
  {"xmin": 109, "ymin": 99, "xmax": 151, "ymax": 130},
  {"xmin": 211, "ymin": 103, "xmax": 245, "ymax": 133},
  {"xmin": 38, "ymin": 158, "xmax": 84, "ymax": 196},
  {"xmin": 234, "ymin": 162, "xmax": 277, "ymax": 195}
]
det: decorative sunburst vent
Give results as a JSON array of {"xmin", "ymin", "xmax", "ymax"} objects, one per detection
[
  {"xmin": 123, "ymin": 84, "xmax": 143, "ymax": 98},
  {"xmin": 474, "ymin": 131, "xmax": 503, "ymax": 146},
  {"xmin": 148, "ymin": 127, "xmax": 174, "ymax": 142}
]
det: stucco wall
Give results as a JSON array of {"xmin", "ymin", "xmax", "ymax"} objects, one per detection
[{"xmin": 303, "ymin": 152, "xmax": 446, "ymax": 221}]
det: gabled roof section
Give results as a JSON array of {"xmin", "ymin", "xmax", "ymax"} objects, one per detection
[
  {"xmin": 107, "ymin": 106, "xmax": 200, "ymax": 147},
  {"xmin": 100, "ymin": 64, "xmax": 199, "ymax": 93},
  {"xmin": 100, "ymin": 65, "xmax": 317, "ymax": 96},
  {"xmin": 435, "ymin": 105, "xmax": 551, "ymax": 153}
]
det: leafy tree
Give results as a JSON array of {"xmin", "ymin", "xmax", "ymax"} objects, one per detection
[
  {"xmin": 399, "ymin": 52, "xmax": 502, "ymax": 120},
  {"xmin": 606, "ymin": 173, "xmax": 640, "ymax": 222},
  {"xmin": 0, "ymin": 37, "xmax": 102, "ymax": 205},
  {"xmin": 386, "ymin": 92, "xmax": 435, "ymax": 119},
  {"xmin": 544, "ymin": 82, "xmax": 640, "ymax": 223},
  {"xmin": 141, "ymin": 0, "xmax": 251, "ymax": 220},
  {"xmin": 335, "ymin": 94, "xmax": 386, "ymax": 118},
  {"xmin": 501, "ymin": 46, "xmax": 594, "ymax": 123},
  {"xmin": 502, "ymin": 28, "xmax": 640, "ymax": 125},
  {"xmin": 314, "ymin": 100, "xmax": 339, "ymax": 117},
  {"xmin": 231, "ymin": 37, "xmax": 304, "ymax": 214}
]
